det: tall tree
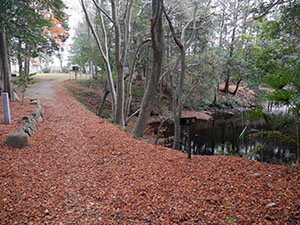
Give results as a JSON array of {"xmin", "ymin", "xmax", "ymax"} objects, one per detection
[
  {"xmin": 81, "ymin": 0, "xmax": 117, "ymax": 120},
  {"xmin": 133, "ymin": 0, "xmax": 165, "ymax": 137},
  {"xmin": 0, "ymin": 30, "xmax": 12, "ymax": 97},
  {"xmin": 81, "ymin": 0, "xmax": 135, "ymax": 126},
  {"xmin": 163, "ymin": 0, "xmax": 211, "ymax": 149},
  {"xmin": 111, "ymin": 0, "xmax": 134, "ymax": 127}
]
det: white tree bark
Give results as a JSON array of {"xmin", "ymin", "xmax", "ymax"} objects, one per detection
[
  {"xmin": 81, "ymin": 0, "xmax": 117, "ymax": 120},
  {"xmin": 82, "ymin": 0, "xmax": 135, "ymax": 125},
  {"xmin": 111, "ymin": 0, "xmax": 134, "ymax": 127}
]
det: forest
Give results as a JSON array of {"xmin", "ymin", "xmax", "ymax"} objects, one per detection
[
  {"xmin": 70, "ymin": 0, "xmax": 300, "ymax": 165},
  {"xmin": 0, "ymin": 1, "xmax": 300, "ymax": 223},
  {"xmin": 1, "ymin": 0, "xmax": 300, "ymax": 165}
]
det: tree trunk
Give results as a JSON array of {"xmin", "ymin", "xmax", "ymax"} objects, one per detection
[
  {"xmin": 125, "ymin": 39, "xmax": 151, "ymax": 121},
  {"xmin": 18, "ymin": 53, "xmax": 23, "ymax": 76},
  {"xmin": 296, "ymin": 108, "xmax": 299, "ymax": 165},
  {"xmin": 223, "ymin": 0, "xmax": 238, "ymax": 94},
  {"xmin": 24, "ymin": 45, "xmax": 30, "ymax": 76},
  {"xmin": 0, "ymin": 30, "xmax": 12, "ymax": 98},
  {"xmin": 163, "ymin": 2, "xmax": 198, "ymax": 149},
  {"xmin": 98, "ymin": 82, "xmax": 110, "ymax": 117},
  {"xmin": 224, "ymin": 71, "xmax": 230, "ymax": 94},
  {"xmin": 231, "ymin": 77, "xmax": 242, "ymax": 96},
  {"xmin": 111, "ymin": 0, "xmax": 134, "ymax": 127},
  {"xmin": 88, "ymin": 26, "xmax": 94, "ymax": 79},
  {"xmin": 18, "ymin": 40, "xmax": 23, "ymax": 76},
  {"xmin": 173, "ymin": 50, "xmax": 186, "ymax": 149},
  {"xmin": 111, "ymin": 0, "xmax": 124, "ymax": 127},
  {"xmin": 58, "ymin": 48, "xmax": 63, "ymax": 72},
  {"xmin": 24, "ymin": 58, "xmax": 30, "ymax": 75},
  {"xmin": 213, "ymin": 80, "xmax": 218, "ymax": 104},
  {"xmin": 133, "ymin": 0, "xmax": 164, "ymax": 137},
  {"xmin": 81, "ymin": 0, "xmax": 117, "ymax": 120},
  {"xmin": 0, "ymin": 56, "xmax": 3, "ymax": 92}
]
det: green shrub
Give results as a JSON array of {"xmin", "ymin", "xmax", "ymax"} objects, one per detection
[
  {"xmin": 12, "ymin": 73, "xmax": 36, "ymax": 104},
  {"xmin": 42, "ymin": 68, "xmax": 50, "ymax": 73}
]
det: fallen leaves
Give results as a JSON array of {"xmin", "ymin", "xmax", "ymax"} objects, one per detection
[{"xmin": 0, "ymin": 83, "xmax": 299, "ymax": 224}]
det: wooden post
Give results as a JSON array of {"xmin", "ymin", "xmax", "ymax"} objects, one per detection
[
  {"xmin": 187, "ymin": 124, "xmax": 191, "ymax": 159},
  {"xmin": 180, "ymin": 117, "xmax": 196, "ymax": 159}
]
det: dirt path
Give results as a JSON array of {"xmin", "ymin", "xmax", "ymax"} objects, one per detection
[
  {"xmin": 26, "ymin": 79, "xmax": 56, "ymax": 99},
  {"xmin": 0, "ymin": 81, "xmax": 299, "ymax": 224}
]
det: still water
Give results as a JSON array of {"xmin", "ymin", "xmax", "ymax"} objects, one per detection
[{"xmin": 162, "ymin": 114, "xmax": 297, "ymax": 164}]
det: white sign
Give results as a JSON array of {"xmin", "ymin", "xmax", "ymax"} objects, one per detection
[{"xmin": 1, "ymin": 92, "xmax": 11, "ymax": 124}]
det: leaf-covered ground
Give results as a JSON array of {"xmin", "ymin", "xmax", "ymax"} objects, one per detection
[{"xmin": 0, "ymin": 82, "xmax": 299, "ymax": 224}]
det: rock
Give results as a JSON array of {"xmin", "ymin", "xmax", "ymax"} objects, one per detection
[
  {"xmin": 30, "ymin": 98, "xmax": 40, "ymax": 105},
  {"xmin": 35, "ymin": 107, "xmax": 44, "ymax": 119},
  {"xmin": 19, "ymin": 122, "xmax": 36, "ymax": 136},
  {"xmin": 252, "ymin": 173, "xmax": 261, "ymax": 178},
  {"xmin": 31, "ymin": 112, "xmax": 43, "ymax": 123},
  {"xmin": 31, "ymin": 109, "xmax": 43, "ymax": 122},
  {"xmin": 22, "ymin": 115, "xmax": 35, "ymax": 124},
  {"xmin": 35, "ymin": 115, "xmax": 43, "ymax": 123},
  {"xmin": 30, "ymin": 112, "xmax": 39, "ymax": 122},
  {"xmin": 266, "ymin": 202, "xmax": 276, "ymax": 208},
  {"xmin": 4, "ymin": 132, "xmax": 29, "ymax": 148},
  {"xmin": 19, "ymin": 126, "xmax": 33, "ymax": 136},
  {"xmin": 5, "ymin": 99, "xmax": 44, "ymax": 148}
]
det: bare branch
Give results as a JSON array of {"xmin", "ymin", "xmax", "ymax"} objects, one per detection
[
  {"xmin": 182, "ymin": 82, "xmax": 199, "ymax": 104},
  {"xmin": 92, "ymin": 0, "xmax": 114, "ymax": 23},
  {"xmin": 253, "ymin": 0, "xmax": 284, "ymax": 20},
  {"xmin": 125, "ymin": 109, "xmax": 140, "ymax": 125},
  {"xmin": 129, "ymin": 38, "xmax": 152, "ymax": 79},
  {"xmin": 162, "ymin": 5, "xmax": 183, "ymax": 49},
  {"xmin": 124, "ymin": 38, "xmax": 151, "ymax": 119},
  {"xmin": 121, "ymin": 0, "xmax": 134, "ymax": 64}
]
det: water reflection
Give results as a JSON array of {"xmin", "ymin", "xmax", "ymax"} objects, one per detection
[{"xmin": 178, "ymin": 115, "xmax": 297, "ymax": 164}]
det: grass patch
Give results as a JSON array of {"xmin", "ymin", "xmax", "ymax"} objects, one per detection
[{"xmin": 35, "ymin": 72, "xmax": 89, "ymax": 81}]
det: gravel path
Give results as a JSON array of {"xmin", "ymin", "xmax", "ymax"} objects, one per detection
[{"xmin": 26, "ymin": 79, "xmax": 56, "ymax": 99}]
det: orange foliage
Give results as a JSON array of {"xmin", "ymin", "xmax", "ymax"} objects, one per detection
[{"xmin": 43, "ymin": 14, "xmax": 68, "ymax": 47}]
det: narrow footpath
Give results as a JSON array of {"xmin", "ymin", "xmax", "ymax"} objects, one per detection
[{"xmin": 0, "ymin": 79, "xmax": 299, "ymax": 224}]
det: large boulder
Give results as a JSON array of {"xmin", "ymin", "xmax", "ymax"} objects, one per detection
[{"xmin": 4, "ymin": 132, "xmax": 29, "ymax": 149}]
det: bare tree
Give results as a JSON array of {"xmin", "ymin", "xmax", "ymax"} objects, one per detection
[
  {"xmin": 81, "ymin": 0, "xmax": 135, "ymax": 126},
  {"xmin": 111, "ymin": 0, "xmax": 134, "ymax": 127},
  {"xmin": 163, "ymin": 0, "xmax": 211, "ymax": 149},
  {"xmin": 81, "ymin": 0, "xmax": 117, "ymax": 120}
]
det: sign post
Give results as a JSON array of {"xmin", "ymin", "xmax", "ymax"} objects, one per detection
[
  {"xmin": 180, "ymin": 117, "xmax": 196, "ymax": 159},
  {"xmin": 1, "ymin": 92, "xmax": 11, "ymax": 124},
  {"xmin": 72, "ymin": 65, "xmax": 79, "ymax": 79}
]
